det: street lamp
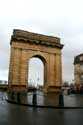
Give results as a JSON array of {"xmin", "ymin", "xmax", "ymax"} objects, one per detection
[{"xmin": 37, "ymin": 77, "xmax": 39, "ymax": 89}]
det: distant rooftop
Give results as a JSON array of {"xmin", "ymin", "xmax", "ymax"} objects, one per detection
[{"xmin": 74, "ymin": 53, "xmax": 83, "ymax": 64}]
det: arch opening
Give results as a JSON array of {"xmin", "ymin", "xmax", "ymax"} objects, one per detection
[{"xmin": 28, "ymin": 57, "xmax": 45, "ymax": 89}]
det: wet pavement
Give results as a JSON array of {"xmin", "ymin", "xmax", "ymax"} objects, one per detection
[{"xmin": 1, "ymin": 91, "xmax": 83, "ymax": 125}]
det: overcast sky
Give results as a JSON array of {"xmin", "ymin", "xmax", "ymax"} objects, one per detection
[{"xmin": 0, "ymin": 0, "xmax": 83, "ymax": 84}]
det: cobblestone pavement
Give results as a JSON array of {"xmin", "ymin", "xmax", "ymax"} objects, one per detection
[{"xmin": 0, "ymin": 92, "xmax": 83, "ymax": 125}]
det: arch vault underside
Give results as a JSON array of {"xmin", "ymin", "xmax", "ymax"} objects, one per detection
[{"xmin": 8, "ymin": 29, "xmax": 63, "ymax": 93}]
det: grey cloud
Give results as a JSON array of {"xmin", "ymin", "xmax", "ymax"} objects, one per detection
[{"xmin": 0, "ymin": 0, "xmax": 83, "ymax": 83}]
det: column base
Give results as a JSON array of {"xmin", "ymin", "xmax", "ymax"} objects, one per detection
[
  {"xmin": 46, "ymin": 86, "xmax": 62, "ymax": 93},
  {"xmin": 8, "ymin": 85, "xmax": 28, "ymax": 93}
]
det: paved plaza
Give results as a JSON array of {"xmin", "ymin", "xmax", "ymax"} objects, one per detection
[{"xmin": 0, "ymin": 92, "xmax": 83, "ymax": 125}]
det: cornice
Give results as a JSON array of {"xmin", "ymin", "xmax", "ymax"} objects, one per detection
[{"xmin": 10, "ymin": 29, "xmax": 64, "ymax": 49}]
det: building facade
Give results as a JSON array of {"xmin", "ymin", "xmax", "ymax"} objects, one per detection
[
  {"xmin": 0, "ymin": 80, "xmax": 8, "ymax": 84},
  {"xmin": 74, "ymin": 54, "xmax": 83, "ymax": 84}
]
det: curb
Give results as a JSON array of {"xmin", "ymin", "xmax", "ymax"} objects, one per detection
[{"xmin": 6, "ymin": 99, "xmax": 83, "ymax": 109}]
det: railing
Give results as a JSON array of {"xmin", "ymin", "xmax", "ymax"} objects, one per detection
[
  {"xmin": 1, "ymin": 90, "xmax": 83, "ymax": 108},
  {"xmin": 6, "ymin": 90, "xmax": 64, "ymax": 108}
]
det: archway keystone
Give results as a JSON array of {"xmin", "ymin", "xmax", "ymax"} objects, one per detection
[{"xmin": 8, "ymin": 29, "xmax": 64, "ymax": 93}]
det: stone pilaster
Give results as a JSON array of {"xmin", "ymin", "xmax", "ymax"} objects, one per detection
[{"xmin": 55, "ymin": 53, "xmax": 62, "ymax": 86}]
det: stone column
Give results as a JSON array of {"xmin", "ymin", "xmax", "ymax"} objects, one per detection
[
  {"xmin": 43, "ymin": 61, "xmax": 48, "ymax": 93},
  {"xmin": 8, "ymin": 47, "xmax": 15, "ymax": 87},
  {"xmin": 8, "ymin": 47, "xmax": 22, "ymax": 92},
  {"xmin": 20, "ymin": 49, "xmax": 28, "ymax": 92},
  {"xmin": 12, "ymin": 48, "xmax": 21, "ymax": 85},
  {"xmin": 55, "ymin": 53, "xmax": 62, "ymax": 86},
  {"xmin": 49, "ymin": 53, "xmax": 56, "ymax": 86}
]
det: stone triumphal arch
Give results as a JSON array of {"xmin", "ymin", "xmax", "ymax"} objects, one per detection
[{"xmin": 8, "ymin": 29, "xmax": 63, "ymax": 93}]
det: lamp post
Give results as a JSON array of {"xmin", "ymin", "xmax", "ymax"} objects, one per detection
[{"xmin": 37, "ymin": 77, "xmax": 39, "ymax": 89}]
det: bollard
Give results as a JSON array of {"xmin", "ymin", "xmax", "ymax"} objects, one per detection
[
  {"xmin": 59, "ymin": 93, "xmax": 64, "ymax": 107},
  {"xmin": 17, "ymin": 92, "xmax": 20, "ymax": 103},
  {"xmin": 11, "ymin": 92, "xmax": 14, "ymax": 101},
  {"xmin": 81, "ymin": 87, "xmax": 83, "ymax": 95},
  {"xmin": 32, "ymin": 90, "xmax": 37, "ymax": 106}
]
